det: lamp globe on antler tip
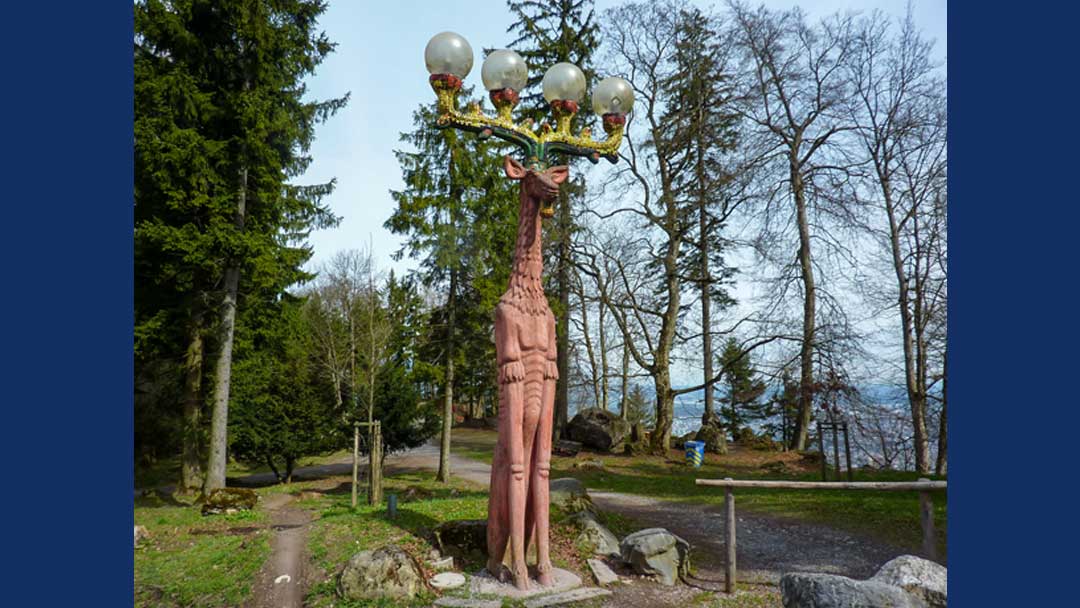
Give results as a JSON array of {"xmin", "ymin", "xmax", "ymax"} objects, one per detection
[
  {"xmin": 482, "ymin": 49, "xmax": 528, "ymax": 92},
  {"xmin": 592, "ymin": 76, "xmax": 634, "ymax": 116},
  {"xmin": 542, "ymin": 62, "xmax": 586, "ymax": 104},
  {"xmin": 425, "ymin": 31, "xmax": 474, "ymax": 79}
]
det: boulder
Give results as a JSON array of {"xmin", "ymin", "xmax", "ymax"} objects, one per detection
[
  {"xmin": 433, "ymin": 519, "xmax": 488, "ymax": 564},
  {"xmin": 671, "ymin": 431, "xmax": 696, "ymax": 450},
  {"xmin": 568, "ymin": 510, "xmax": 620, "ymax": 558},
  {"xmin": 553, "ymin": 439, "xmax": 583, "ymax": 457},
  {"xmin": 134, "ymin": 525, "xmax": 149, "ymax": 547},
  {"xmin": 871, "ymin": 555, "xmax": 947, "ymax": 608},
  {"xmin": 619, "ymin": 528, "xmax": 690, "ymax": 586},
  {"xmin": 623, "ymin": 440, "xmax": 651, "ymax": 456},
  {"xmin": 780, "ymin": 572, "xmax": 922, "ymax": 608},
  {"xmin": 573, "ymin": 458, "xmax": 606, "ymax": 471},
  {"xmin": 550, "ymin": 478, "xmax": 594, "ymax": 514},
  {"xmin": 694, "ymin": 424, "xmax": 727, "ymax": 455},
  {"xmin": 200, "ymin": 488, "xmax": 258, "ymax": 515},
  {"xmin": 566, "ymin": 409, "xmax": 630, "ymax": 452},
  {"xmin": 338, "ymin": 545, "xmax": 425, "ymax": 600}
]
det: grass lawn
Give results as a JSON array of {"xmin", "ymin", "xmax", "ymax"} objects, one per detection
[
  {"xmin": 134, "ymin": 493, "xmax": 271, "ymax": 607},
  {"xmin": 451, "ymin": 427, "xmax": 947, "ymax": 559}
]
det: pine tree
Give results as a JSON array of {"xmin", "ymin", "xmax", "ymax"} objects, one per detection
[
  {"xmin": 134, "ymin": 0, "xmax": 346, "ymax": 492},
  {"xmin": 657, "ymin": 7, "xmax": 741, "ymax": 446},
  {"xmin": 386, "ymin": 94, "xmax": 517, "ymax": 482},
  {"xmin": 505, "ymin": 0, "xmax": 600, "ymax": 438},
  {"xmin": 717, "ymin": 338, "xmax": 767, "ymax": 441}
]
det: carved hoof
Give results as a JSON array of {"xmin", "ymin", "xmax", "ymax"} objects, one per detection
[
  {"xmin": 512, "ymin": 566, "xmax": 530, "ymax": 591},
  {"xmin": 537, "ymin": 570, "xmax": 554, "ymax": 587},
  {"xmin": 487, "ymin": 561, "xmax": 508, "ymax": 582}
]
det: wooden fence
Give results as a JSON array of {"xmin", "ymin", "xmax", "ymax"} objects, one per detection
[{"xmin": 693, "ymin": 477, "xmax": 947, "ymax": 593}]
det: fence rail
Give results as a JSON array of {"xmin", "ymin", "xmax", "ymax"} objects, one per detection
[{"xmin": 694, "ymin": 477, "xmax": 947, "ymax": 593}]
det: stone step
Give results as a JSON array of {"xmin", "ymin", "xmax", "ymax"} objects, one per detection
[{"xmin": 524, "ymin": 587, "xmax": 613, "ymax": 607}]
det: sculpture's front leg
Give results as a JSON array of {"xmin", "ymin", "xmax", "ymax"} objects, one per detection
[
  {"xmin": 532, "ymin": 312, "xmax": 558, "ymax": 586},
  {"xmin": 489, "ymin": 304, "xmax": 530, "ymax": 590}
]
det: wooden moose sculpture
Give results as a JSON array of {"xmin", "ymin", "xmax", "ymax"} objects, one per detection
[
  {"xmin": 486, "ymin": 155, "xmax": 568, "ymax": 589},
  {"xmin": 425, "ymin": 52, "xmax": 629, "ymax": 590}
]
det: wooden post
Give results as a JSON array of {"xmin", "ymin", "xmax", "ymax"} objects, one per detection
[
  {"xmin": 351, "ymin": 423, "xmax": 360, "ymax": 508},
  {"xmin": 843, "ymin": 422, "xmax": 853, "ymax": 482},
  {"xmin": 831, "ymin": 422, "xmax": 841, "ymax": 482},
  {"xmin": 724, "ymin": 477, "xmax": 736, "ymax": 593},
  {"xmin": 368, "ymin": 421, "xmax": 383, "ymax": 505},
  {"xmin": 918, "ymin": 477, "xmax": 937, "ymax": 562},
  {"xmin": 817, "ymin": 421, "xmax": 827, "ymax": 481}
]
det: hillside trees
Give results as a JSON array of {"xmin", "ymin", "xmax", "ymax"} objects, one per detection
[
  {"xmin": 726, "ymin": 1, "xmax": 858, "ymax": 450},
  {"xmin": 133, "ymin": 0, "xmax": 346, "ymax": 492},
  {"xmin": 846, "ymin": 9, "xmax": 947, "ymax": 474}
]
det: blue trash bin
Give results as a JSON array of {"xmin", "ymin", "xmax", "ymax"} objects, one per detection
[{"xmin": 685, "ymin": 440, "xmax": 705, "ymax": 467}]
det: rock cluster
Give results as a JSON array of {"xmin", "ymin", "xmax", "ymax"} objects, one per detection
[
  {"xmin": 200, "ymin": 487, "xmax": 258, "ymax": 515},
  {"xmin": 781, "ymin": 555, "xmax": 947, "ymax": 608}
]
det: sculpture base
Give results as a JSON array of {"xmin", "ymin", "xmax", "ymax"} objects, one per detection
[{"xmin": 468, "ymin": 567, "xmax": 581, "ymax": 599}]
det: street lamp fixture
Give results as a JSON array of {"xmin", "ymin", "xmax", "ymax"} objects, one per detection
[{"xmin": 424, "ymin": 31, "xmax": 632, "ymax": 169}]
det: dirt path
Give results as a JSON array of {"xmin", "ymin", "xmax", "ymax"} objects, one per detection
[{"xmin": 247, "ymin": 493, "xmax": 313, "ymax": 608}]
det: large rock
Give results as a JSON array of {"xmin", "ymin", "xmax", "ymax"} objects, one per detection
[
  {"xmin": 339, "ymin": 545, "xmax": 425, "ymax": 600},
  {"xmin": 694, "ymin": 424, "xmax": 727, "ymax": 455},
  {"xmin": 549, "ymin": 478, "xmax": 594, "ymax": 514},
  {"xmin": 200, "ymin": 488, "xmax": 258, "ymax": 515},
  {"xmin": 566, "ymin": 409, "xmax": 630, "ymax": 452},
  {"xmin": 619, "ymin": 528, "xmax": 690, "ymax": 586},
  {"xmin": 568, "ymin": 510, "xmax": 620, "ymax": 558},
  {"xmin": 780, "ymin": 572, "xmax": 923, "ymax": 608},
  {"xmin": 871, "ymin": 555, "xmax": 947, "ymax": 608},
  {"xmin": 553, "ymin": 439, "xmax": 583, "ymax": 457},
  {"xmin": 433, "ymin": 519, "xmax": 488, "ymax": 564},
  {"xmin": 671, "ymin": 431, "xmax": 696, "ymax": 450}
]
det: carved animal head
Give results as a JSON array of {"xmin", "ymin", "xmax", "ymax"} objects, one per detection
[{"xmin": 503, "ymin": 155, "xmax": 569, "ymax": 218}]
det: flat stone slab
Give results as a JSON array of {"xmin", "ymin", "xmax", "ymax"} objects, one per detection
[
  {"xmin": 433, "ymin": 597, "xmax": 502, "ymax": 608},
  {"xmin": 431, "ymin": 572, "xmax": 467, "ymax": 590},
  {"xmin": 587, "ymin": 558, "xmax": 620, "ymax": 586},
  {"xmin": 469, "ymin": 567, "xmax": 581, "ymax": 599},
  {"xmin": 524, "ymin": 587, "xmax": 613, "ymax": 607}
]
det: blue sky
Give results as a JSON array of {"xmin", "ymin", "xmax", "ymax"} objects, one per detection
[{"xmin": 299, "ymin": 0, "xmax": 947, "ymax": 274}]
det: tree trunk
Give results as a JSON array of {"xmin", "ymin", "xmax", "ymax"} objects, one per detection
[
  {"xmin": 204, "ymin": 160, "xmax": 246, "ymax": 492},
  {"xmin": 437, "ymin": 269, "xmax": 456, "ymax": 483},
  {"xmin": 266, "ymin": 455, "xmax": 281, "ymax": 483},
  {"xmin": 598, "ymin": 297, "xmax": 609, "ymax": 410},
  {"xmin": 554, "ymin": 188, "xmax": 571, "ymax": 439},
  {"xmin": 580, "ymin": 288, "xmax": 601, "ymax": 410},
  {"xmin": 935, "ymin": 349, "xmax": 947, "ymax": 475},
  {"xmin": 650, "ymin": 365, "xmax": 673, "ymax": 453},
  {"xmin": 790, "ymin": 162, "xmax": 816, "ymax": 451},
  {"xmin": 180, "ymin": 307, "xmax": 205, "ymax": 493},
  {"xmin": 620, "ymin": 340, "xmax": 630, "ymax": 420},
  {"xmin": 285, "ymin": 456, "xmax": 295, "ymax": 484}
]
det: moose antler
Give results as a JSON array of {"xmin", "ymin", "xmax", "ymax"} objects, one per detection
[{"xmin": 430, "ymin": 75, "xmax": 624, "ymax": 167}]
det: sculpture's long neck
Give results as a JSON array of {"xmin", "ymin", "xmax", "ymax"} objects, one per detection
[{"xmin": 504, "ymin": 185, "xmax": 546, "ymax": 314}]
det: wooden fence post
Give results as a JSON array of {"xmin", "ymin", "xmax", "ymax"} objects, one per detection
[
  {"xmin": 725, "ymin": 477, "xmax": 736, "ymax": 593},
  {"xmin": 843, "ymin": 422, "xmax": 853, "ymax": 482},
  {"xmin": 831, "ymin": 423, "xmax": 841, "ymax": 481},
  {"xmin": 351, "ymin": 423, "xmax": 359, "ymax": 508},
  {"xmin": 918, "ymin": 477, "xmax": 937, "ymax": 562},
  {"xmin": 817, "ymin": 421, "xmax": 827, "ymax": 481}
]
